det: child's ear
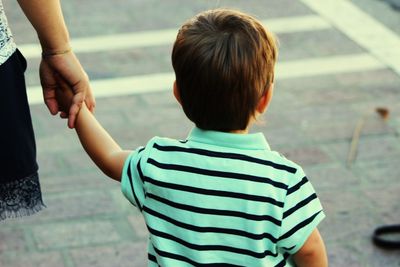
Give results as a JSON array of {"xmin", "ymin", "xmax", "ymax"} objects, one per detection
[
  {"xmin": 257, "ymin": 83, "xmax": 274, "ymax": 114},
  {"xmin": 173, "ymin": 81, "xmax": 182, "ymax": 105}
]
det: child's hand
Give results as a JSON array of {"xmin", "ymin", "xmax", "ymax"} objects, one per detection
[{"xmin": 54, "ymin": 75, "xmax": 75, "ymax": 116}]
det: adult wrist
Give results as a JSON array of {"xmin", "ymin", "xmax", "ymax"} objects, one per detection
[{"xmin": 41, "ymin": 47, "xmax": 72, "ymax": 59}]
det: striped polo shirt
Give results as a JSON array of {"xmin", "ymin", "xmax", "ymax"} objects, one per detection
[{"xmin": 121, "ymin": 127, "xmax": 325, "ymax": 267}]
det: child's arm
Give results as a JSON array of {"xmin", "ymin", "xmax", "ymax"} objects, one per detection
[
  {"xmin": 293, "ymin": 228, "xmax": 328, "ymax": 267},
  {"xmin": 56, "ymin": 78, "xmax": 130, "ymax": 181},
  {"xmin": 75, "ymin": 104, "xmax": 131, "ymax": 181}
]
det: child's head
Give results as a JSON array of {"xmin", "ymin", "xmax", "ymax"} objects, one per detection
[{"xmin": 172, "ymin": 8, "xmax": 278, "ymax": 132}]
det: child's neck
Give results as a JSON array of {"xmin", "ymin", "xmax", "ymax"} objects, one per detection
[
  {"xmin": 230, "ymin": 128, "xmax": 249, "ymax": 134},
  {"xmin": 229, "ymin": 120, "xmax": 254, "ymax": 134}
]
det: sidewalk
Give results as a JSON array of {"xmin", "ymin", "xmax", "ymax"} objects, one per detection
[{"xmin": 1, "ymin": 0, "xmax": 400, "ymax": 266}]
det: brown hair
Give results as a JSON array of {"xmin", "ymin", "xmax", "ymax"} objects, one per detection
[{"xmin": 172, "ymin": 8, "xmax": 278, "ymax": 131}]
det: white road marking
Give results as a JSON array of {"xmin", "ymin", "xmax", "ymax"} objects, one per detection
[
  {"xmin": 27, "ymin": 53, "xmax": 385, "ymax": 105},
  {"xmin": 19, "ymin": 15, "xmax": 331, "ymax": 59},
  {"xmin": 300, "ymin": 0, "xmax": 400, "ymax": 76}
]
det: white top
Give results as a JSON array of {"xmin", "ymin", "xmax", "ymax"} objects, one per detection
[{"xmin": 0, "ymin": 0, "xmax": 17, "ymax": 66}]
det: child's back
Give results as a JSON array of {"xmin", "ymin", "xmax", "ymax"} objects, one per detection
[{"xmin": 122, "ymin": 129, "xmax": 324, "ymax": 266}]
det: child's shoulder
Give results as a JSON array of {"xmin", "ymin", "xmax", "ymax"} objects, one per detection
[
  {"xmin": 263, "ymin": 149, "xmax": 308, "ymax": 186},
  {"xmin": 266, "ymin": 148, "xmax": 303, "ymax": 172},
  {"xmin": 137, "ymin": 136, "xmax": 189, "ymax": 156},
  {"xmin": 145, "ymin": 136, "xmax": 188, "ymax": 148}
]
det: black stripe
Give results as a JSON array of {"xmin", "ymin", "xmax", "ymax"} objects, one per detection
[
  {"xmin": 148, "ymin": 193, "xmax": 281, "ymax": 226},
  {"xmin": 137, "ymin": 160, "xmax": 145, "ymax": 183},
  {"xmin": 138, "ymin": 146, "xmax": 145, "ymax": 153},
  {"xmin": 148, "ymin": 225, "xmax": 278, "ymax": 259},
  {"xmin": 280, "ymin": 245, "xmax": 296, "ymax": 251},
  {"xmin": 279, "ymin": 210, "xmax": 322, "ymax": 241},
  {"xmin": 143, "ymin": 206, "xmax": 279, "ymax": 243},
  {"xmin": 144, "ymin": 176, "xmax": 284, "ymax": 207},
  {"xmin": 153, "ymin": 143, "xmax": 297, "ymax": 174},
  {"xmin": 287, "ymin": 176, "xmax": 308, "ymax": 195},
  {"xmin": 127, "ymin": 161, "xmax": 142, "ymax": 211},
  {"xmin": 147, "ymin": 158, "xmax": 287, "ymax": 190},
  {"xmin": 283, "ymin": 193, "xmax": 318, "ymax": 219},
  {"xmin": 148, "ymin": 253, "xmax": 157, "ymax": 263},
  {"xmin": 274, "ymin": 253, "xmax": 290, "ymax": 267},
  {"xmin": 153, "ymin": 245, "xmax": 244, "ymax": 267}
]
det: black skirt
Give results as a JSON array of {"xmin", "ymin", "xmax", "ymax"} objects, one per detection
[{"xmin": 0, "ymin": 49, "xmax": 45, "ymax": 220}]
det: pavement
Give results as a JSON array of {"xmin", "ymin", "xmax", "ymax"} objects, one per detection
[{"xmin": 1, "ymin": 0, "xmax": 400, "ymax": 266}]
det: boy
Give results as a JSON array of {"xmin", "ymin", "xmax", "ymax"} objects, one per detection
[{"xmin": 56, "ymin": 8, "xmax": 327, "ymax": 267}]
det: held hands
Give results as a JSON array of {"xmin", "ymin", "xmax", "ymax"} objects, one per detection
[
  {"xmin": 40, "ymin": 50, "xmax": 95, "ymax": 128},
  {"xmin": 54, "ymin": 74, "xmax": 75, "ymax": 118}
]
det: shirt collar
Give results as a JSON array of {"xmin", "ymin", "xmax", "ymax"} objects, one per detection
[{"xmin": 187, "ymin": 127, "xmax": 271, "ymax": 150}]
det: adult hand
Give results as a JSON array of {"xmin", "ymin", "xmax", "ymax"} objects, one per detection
[{"xmin": 40, "ymin": 50, "xmax": 95, "ymax": 129}]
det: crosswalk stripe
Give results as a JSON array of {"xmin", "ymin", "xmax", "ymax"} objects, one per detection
[
  {"xmin": 300, "ymin": 0, "xmax": 400, "ymax": 76},
  {"xmin": 27, "ymin": 53, "xmax": 385, "ymax": 105},
  {"xmin": 19, "ymin": 15, "xmax": 331, "ymax": 59}
]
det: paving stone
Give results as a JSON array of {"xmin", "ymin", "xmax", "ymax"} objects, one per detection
[
  {"xmin": 319, "ymin": 209, "xmax": 379, "ymax": 245},
  {"xmin": 363, "ymin": 184, "xmax": 400, "ymax": 223},
  {"xmin": 15, "ymin": 190, "xmax": 120, "ymax": 224},
  {"xmin": 278, "ymin": 28, "xmax": 366, "ymax": 61},
  {"xmin": 138, "ymin": 91, "xmax": 179, "ymax": 108},
  {"xmin": 326, "ymin": 135, "xmax": 400, "ymax": 165},
  {"xmin": 325, "ymin": 242, "xmax": 364, "ymax": 267},
  {"xmin": 36, "ymin": 133, "xmax": 81, "ymax": 154},
  {"xmin": 0, "ymin": 252, "xmax": 65, "ymax": 267},
  {"xmin": 108, "ymin": 188, "xmax": 138, "ymax": 216},
  {"xmin": 318, "ymin": 189, "xmax": 373, "ymax": 217},
  {"xmin": 36, "ymin": 153, "xmax": 67, "ymax": 178},
  {"xmin": 354, "ymin": 159, "xmax": 400, "ymax": 186},
  {"xmin": 284, "ymin": 103, "xmax": 360, "ymax": 131},
  {"xmin": 303, "ymin": 115, "xmax": 394, "ymax": 143},
  {"xmin": 262, "ymin": 127, "xmax": 312, "ymax": 148},
  {"xmin": 0, "ymin": 228, "xmax": 26, "ymax": 253},
  {"xmin": 128, "ymin": 215, "xmax": 148, "ymax": 240},
  {"xmin": 306, "ymin": 163, "xmax": 361, "ymax": 192},
  {"xmin": 79, "ymin": 46, "xmax": 174, "ymax": 81},
  {"xmin": 58, "ymin": 150, "xmax": 97, "ymax": 173},
  {"xmin": 278, "ymin": 69, "xmax": 400, "ymax": 97},
  {"xmin": 280, "ymin": 146, "xmax": 332, "ymax": 166},
  {"xmin": 30, "ymin": 105, "xmax": 68, "ymax": 138},
  {"xmin": 297, "ymin": 87, "xmax": 372, "ymax": 106},
  {"xmin": 70, "ymin": 241, "xmax": 147, "ymax": 267},
  {"xmin": 352, "ymin": 235, "xmax": 400, "ymax": 267},
  {"xmin": 39, "ymin": 169, "xmax": 116, "ymax": 194},
  {"xmin": 32, "ymin": 221, "xmax": 121, "ymax": 250}
]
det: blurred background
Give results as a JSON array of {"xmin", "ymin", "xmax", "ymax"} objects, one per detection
[{"xmin": 1, "ymin": 0, "xmax": 400, "ymax": 266}]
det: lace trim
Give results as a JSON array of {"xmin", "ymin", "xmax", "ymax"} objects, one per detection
[
  {"xmin": 0, "ymin": 173, "xmax": 46, "ymax": 221},
  {"xmin": 0, "ymin": 1, "xmax": 17, "ymax": 66}
]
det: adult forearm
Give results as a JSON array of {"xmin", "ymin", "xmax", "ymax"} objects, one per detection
[{"xmin": 17, "ymin": 0, "xmax": 70, "ymax": 51}]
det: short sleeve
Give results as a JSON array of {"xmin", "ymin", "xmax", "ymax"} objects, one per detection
[
  {"xmin": 277, "ymin": 167, "xmax": 325, "ymax": 254},
  {"xmin": 121, "ymin": 147, "xmax": 146, "ymax": 211}
]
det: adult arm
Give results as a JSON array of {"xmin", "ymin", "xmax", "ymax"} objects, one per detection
[
  {"xmin": 293, "ymin": 228, "xmax": 328, "ymax": 267},
  {"xmin": 17, "ymin": 0, "xmax": 95, "ymax": 128}
]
